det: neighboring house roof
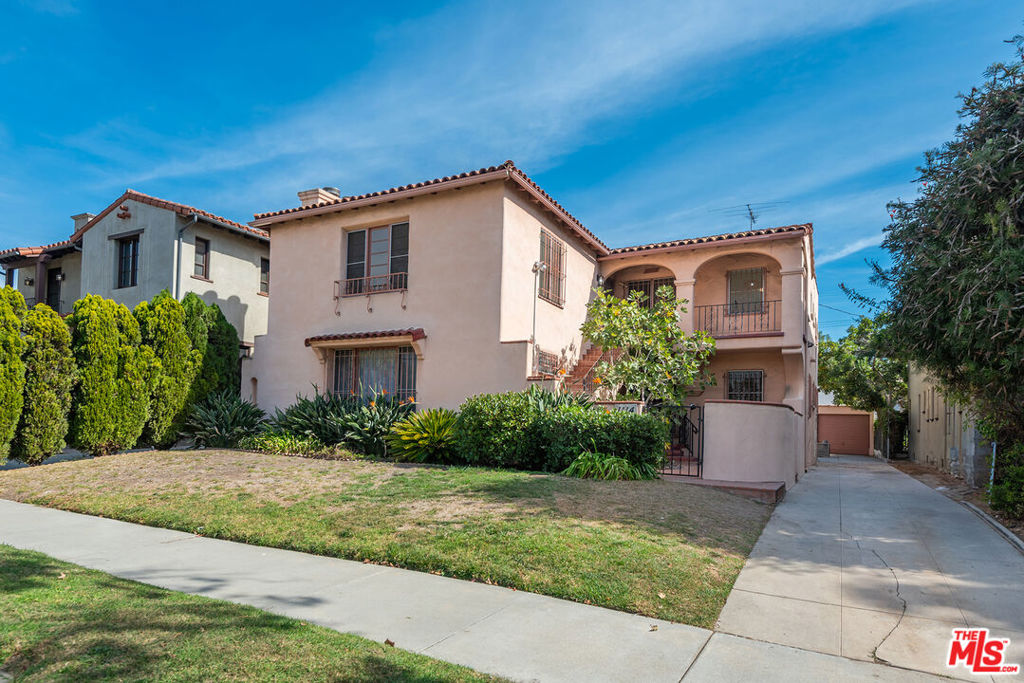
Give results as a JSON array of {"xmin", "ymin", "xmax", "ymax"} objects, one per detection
[
  {"xmin": 1, "ymin": 190, "xmax": 266, "ymax": 266},
  {"xmin": 304, "ymin": 328, "xmax": 427, "ymax": 347},
  {"xmin": 601, "ymin": 223, "xmax": 813, "ymax": 259},
  {"xmin": 70, "ymin": 189, "xmax": 268, "ymax": 243},
  {"xmin": 251, "ymin": 160, "xmax": 609, "ymax": 255}
]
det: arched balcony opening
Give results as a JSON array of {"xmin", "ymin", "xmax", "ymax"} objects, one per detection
[
  {"xmin": 692, "ymin": 253, "xmax": 782, "ymax": 337},
  {"xmin": 602, "ymin": 264, "xmax": 676, "ymax": 309}
]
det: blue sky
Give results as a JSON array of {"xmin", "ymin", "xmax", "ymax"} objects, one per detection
[{"xmin": 0, "ymin": 0, "xmax": 1019, "ymax": 338}]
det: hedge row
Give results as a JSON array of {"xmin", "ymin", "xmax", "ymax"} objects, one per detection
[{"xmin": 0, "ymin": 287, "xmax": 240, "ymax": 464}]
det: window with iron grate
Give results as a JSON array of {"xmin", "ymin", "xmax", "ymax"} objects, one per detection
[
  {"xmin": 538, "ymin": 230, "xmax": 566, "ymax": 307},
  {"xmin": 623, "ymin": 278, "xmax": 674, "ymax": 308},
  {"xmin": 727, "ymin": 370, "xmax": 764, "ymax": 402},
  {"xmin": 331, "ymin": 346, "xmax": 417, "ymax": 401}
]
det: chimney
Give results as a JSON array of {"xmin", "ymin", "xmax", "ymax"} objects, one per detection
[
  {"xmin": 71, "ymin": 212, "xmax": 96, "ymax": 231},
  {"xmin": 297, "ymin": 187, "xmax": 341, "ymax": 207}
]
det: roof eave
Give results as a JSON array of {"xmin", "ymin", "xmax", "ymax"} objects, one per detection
[{"xmin": 599, "ymin": 226, "xmax": 810, "ymax": 261}]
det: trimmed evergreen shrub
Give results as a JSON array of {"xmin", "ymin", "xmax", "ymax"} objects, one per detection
[
  {"xmin": 11, "ymin": 304, "xmax": 76, "ymax": 464},
  {"xmin": 206, "ymin": 303, "xmax": 240, "ymax": 395},
  {"xmin": 454, "ymin": 392, "xmax": 542, "ymax": 469},
  {"xmin": 68, "ymin": 295, "xmax": 157, "ymax": 455},
  {"xmin": 185, "ymin": 390, "xmax": 265, "ymax": 448},
  {"xmin": 387, "ymin": 408, "xmax": 460, "ymax": 463},
  {"xmin": 136, "ymin": 292, "xmax": 201, "ymax": 446},
  {"xmin": 0, "ymin": 286, "xmax": 27, "ymax": 464}
]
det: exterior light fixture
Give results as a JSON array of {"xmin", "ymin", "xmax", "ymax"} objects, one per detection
[
  {"xmin": 596, "ymin": 274, "xmax": 605, "ymax": 287},
  {"xmin": 55, "ymin": 272, "xmax": 65, "ymax": 281},
  {"xmin": 23, "ymin": 276, "xmax": 34, "ymax": 287}
]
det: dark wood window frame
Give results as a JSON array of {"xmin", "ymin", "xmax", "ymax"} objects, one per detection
[
  {"xmin": 538, "ymin": 230, "xmax": 566, "ymax": 307},
  {"xmin": 330, "ymin": 345, "xmax": 417, "ymax": 401},
  {"xmin": 116, "ymin": 235, "xmax": 140, "ymax": 289},
  {"xmin": 726, "ymin": 369, "xmax": 764, "ymax": 402},
  {"xmin": 343, "ymin": 222, "xmax": 409, "ymax": 296},
  {"xmin": 193, "ymin": 237, "xmax": 211, "ymax": 280},
  {"xmin": 259, "ymin": 257, "xmax": 270, "ymax": 295}
]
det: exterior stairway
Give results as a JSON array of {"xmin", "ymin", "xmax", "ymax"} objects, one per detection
[{"xmin": 562, "ymin": 344, "xmax": 615, "ymax": 395}]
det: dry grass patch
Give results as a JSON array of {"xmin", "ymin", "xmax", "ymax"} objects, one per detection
[{"xmin": 0, "ymin": 450, "xmax": 771, "ymax": 628}]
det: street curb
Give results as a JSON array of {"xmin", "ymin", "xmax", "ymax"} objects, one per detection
[{"xmin": 960, "ymin": 501, "xmax": 1024, "ymax": 557}]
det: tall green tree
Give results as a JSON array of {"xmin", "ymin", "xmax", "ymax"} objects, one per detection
[
  {"xmin": 68, "ymin": 295, "xmax": 157, "ymax": 455},
  {"xmin": 12, "ymin": 304, "xmax": 76, "ymax": 464},
  {"xmin": 819, "ymin": 314, "xmax": 907, "ymax": 453},
  {"xmin": 136, "ymin": 291, "xmax": 200, "ymax": 447},
  {"xmin": 581, "ymin": 285, "xmax": 716, "ymax": 409},
  {"xmin": 0, "ymin": 286, "xmax": 27, "ymax": 464},
  {"xmin": 181, "ymin": 293, "xmax": 240, "ymax": 403}
]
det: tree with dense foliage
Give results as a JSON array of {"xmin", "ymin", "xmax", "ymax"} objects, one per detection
[
  {"xmin": 0, "ymin": 286, "xmax": 27, "ymax": 464},
  {"xmin": 11, "ymin": 304, "xmax": 76, "ymax": 464},
  {"xmin": 181, "ymin": 293, "xmax": 240, "ymax": 401},
  {"xmin": 861, "ymin": 36, "xmax": 1024, "ymax": 512},
  {"xmin": 136, "ymin": 291, "xmax": 201, "ymax": 447},
  {"xmin": 819, "ymin": 314, "xmax": 907, "ymax": 453},
  {"xmin": 581, "ymin": 285, "xmax": 716, "ymax": 410},
  {"xmin": 68, "ymin": 295, "xmax": 157, "ymax": 455}
]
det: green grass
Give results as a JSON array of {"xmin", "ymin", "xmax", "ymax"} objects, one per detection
[
  {"xmin": 0, "ymin": 545, "xmax": 499, "ymax": 682},
  {"xmin": 0, "ymin": 450, "xmax": 771, "ymax": 629}
]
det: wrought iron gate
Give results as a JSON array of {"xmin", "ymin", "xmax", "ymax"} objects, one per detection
[{"xmin": 662, "ymin": 404, "xmax": 703, "ymax": 477}]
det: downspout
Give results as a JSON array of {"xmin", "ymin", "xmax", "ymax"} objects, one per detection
[{"xmin": 174, "ymin": 213, "xmax": 198, "ymax": 299}]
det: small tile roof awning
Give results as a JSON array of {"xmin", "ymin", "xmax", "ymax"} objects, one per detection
[
  {"xmin": 0, "ymin": 239, "xmax": 76, "ymax": 264},
  {"xmin": 304, "ymin": 328, "xmax": 427, "ymax": 347},
  {"xmin": 603, "ymin": 224, "xmax": 811, "ymax": 258}
]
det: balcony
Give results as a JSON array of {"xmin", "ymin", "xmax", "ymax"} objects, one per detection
[
  {"xmin": 693, "ymin": 300, "xmax": 781, "ymax": 338},
  {"xmin": 339, "ymin": 272, "xmax": 408, "ymax": 297}
]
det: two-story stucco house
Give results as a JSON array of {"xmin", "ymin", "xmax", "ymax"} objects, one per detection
[
  {"xmin": 246, "ymin": 161, "xmax": 819, "ymax": 487},
  {"xmin": 0, "ymin": 190, "xmax": 270, "ymax": 343}
]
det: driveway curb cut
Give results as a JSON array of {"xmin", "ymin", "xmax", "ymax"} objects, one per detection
[{"xmin": 959, "ymin": 501, "xmax": 1024, "ymax": 556}]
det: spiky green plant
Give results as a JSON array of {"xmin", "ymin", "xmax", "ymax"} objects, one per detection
[
  {"xmin": 387, "ymin": 408, "xmax": 459, "ymax": 463},
  {"xmin": 269, "ymin": 390, "xmax": 362, "ymax": 445},
  {"xmin": 185, "ymin": 391, "xmax": 265, "ymax": 448},
  {"xmin": 523, "ymin": 385, "xmax": 592, "ymax": 411},
  {"xmin": 340, "ymin": 395, "xmax": 413, "ymax": 458},
  {"xmin": 563, "ymin": 445, "xmax": 659, "ymax": 481}
]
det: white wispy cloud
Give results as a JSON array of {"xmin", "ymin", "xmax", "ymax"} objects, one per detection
[{"xmin": 817, "ymin": 234, "xmax": 885, "ymax": 265}]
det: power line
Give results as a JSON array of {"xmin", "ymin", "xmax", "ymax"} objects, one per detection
[{"xmin": 819, "ymin": 303, "xmax": 864, "ymax": 317}]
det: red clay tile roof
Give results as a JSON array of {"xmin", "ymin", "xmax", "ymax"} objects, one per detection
[
  {"xmin": 71, "ymin": 189, "xmax": 268, "ymax": 243},
  {"xmin": 0, "ymin": 239, "xmax": 75, "ymax": 262},
  {"xmin": 304, "ymin": 328, "xmax": 427, "ymax": 347},
  {"xmin": 604, "ymin": 223, "xmax": 812, "ymax": 257},
  {"xmin": 251, "ymin": 161, "xmax": 609, "ymax": 255}
]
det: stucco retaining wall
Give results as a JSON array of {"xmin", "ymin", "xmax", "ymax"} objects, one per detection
[{"xmin": 702, "ymin": 400, "xmax": 799, "ymax": 488}]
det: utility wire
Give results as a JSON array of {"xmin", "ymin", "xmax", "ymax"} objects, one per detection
[{"xmin": 820, "ymin": 303, "xmax": 864, "ymax": 317}]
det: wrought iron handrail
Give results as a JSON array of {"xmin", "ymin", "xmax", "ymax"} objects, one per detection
[
  {"xmin": 693, "ymin": 299, "xmax": 781, "ymax": 337},
  {"xmin": 341, "ymin": 272, "xmax": 408, "ymax": 296}
]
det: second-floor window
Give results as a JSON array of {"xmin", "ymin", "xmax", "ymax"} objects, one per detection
[
  {"xmin": 727, "ymin": 267, "xmax": 764, "ymax": 314},
  {"xmin": 194, "ymin": 238, "xmax": 210, "ymax": 279},
  {"xmin": 116, "ymin": 235, "xmax": 139, "ymax": 288},
  {"xmin": 727, "ymin": 370, "xmax": 764, "ymax": 402},
  {"xmin": 260, "ymin": 258, "xmax": 270, "ymax": 294},
  {"xmin": 538, "ymin": 230, "xmax": 566, "ymax": 307},
  {"xmin": 344, "ymin": 222, "xmax": 409, "ymax": 295}
]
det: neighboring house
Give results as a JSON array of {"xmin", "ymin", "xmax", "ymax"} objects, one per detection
[
  {"xmin": 0, "ymin": 190, "xmax": 270, "ymax": 343},
  {"xmin": 908, "ymin": 364, "xmax": 990, "ymax": 487},
  {"xmin": 245, "ymin": 161, "xmax": 819, "ymax": 487}
]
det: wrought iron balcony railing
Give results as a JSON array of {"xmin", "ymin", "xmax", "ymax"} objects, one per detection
[
  {"xmin": 340, "ymin": 272, "xmax": 408, "ymax": 296},
  {"xmin": 693, "ymin": 300, "xmax": 781, "ymax": 337}
]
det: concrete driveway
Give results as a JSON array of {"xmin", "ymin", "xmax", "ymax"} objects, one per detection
[{"xmin": 717, "ymin": 455, "xmax": 1024, "ymax": 681}]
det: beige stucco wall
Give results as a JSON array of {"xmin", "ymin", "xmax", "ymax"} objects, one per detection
[
  {"xmin": 702, "ymin": 400, "xmax": 799, "ymax": 488},
  {"xmin": 177, "ymin": 223, "xmax": 269, "ymax": 342},
  {"xmin": 245, "ymin": 181, "xmax": 547, "ymax": 412}
]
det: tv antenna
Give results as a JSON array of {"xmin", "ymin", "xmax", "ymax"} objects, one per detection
[{"xmin": 708, "ymin": 201, "xmax": 789, "ymax": 229}]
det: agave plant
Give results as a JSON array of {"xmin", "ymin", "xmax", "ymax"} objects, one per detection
[
  {"xmin": 387, "ymin": 408, "xmax": 460, "ymax": 463},
  {"xmin": 523, "ymin": 385, "xmax": 593, "ymax": 412},
  {"xmin": 185, "ymin": 391, "xmax": 266, "ymax": 448},
  {"xmin": 340, "ymin": 394, "xmax": 414, "ymax": 457},
  {"xmin": 268, "ymin": 389, "xmax": 361, "ymax": 445}
]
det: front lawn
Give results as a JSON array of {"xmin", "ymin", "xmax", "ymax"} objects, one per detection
[
  {"xmin": 0, "ymin": 545, "xmax": 498, "ymax": 682},
  {"xmin": 0, "ymin": 450, "xmax": 770, "ymax": 628}
]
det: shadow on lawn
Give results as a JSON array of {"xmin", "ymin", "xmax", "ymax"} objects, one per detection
[{"xmin": 0, "ymin": 549, "xmax": 465, "ymax": 682}]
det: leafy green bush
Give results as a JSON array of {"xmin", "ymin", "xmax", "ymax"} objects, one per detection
[
  {"xmin": 68, "ymin": 295, "xmax": 156, "ymax": 456},
  {"xmin": 340, "ymin": 397, "xmax": 413, "ymax": 457},
  {"xmin": 136, "ymin": 292, "xmax": 201, "ymax": 447},
  {"xmin": 11, "ymin": 304, "xmax": 76, "ymax": 464},
  {"xmin": 0, "ymin": 286, "xmax": 27, "ymax": 464},
  {"xmin": 563, "ymin": 449, "xmax": 659, "ymax": 480},
  {"xmin": 237, "ymin": 432, "xmax": 339, "ymax": 457},
  {"xmin": 270, "ymin": 390, "xmax": 362, "ymax": 445},
  {"xmin": 990, "ymin": 443, "xmax": 1024, "ymax": 519},
  {"xmin": 185, "ymin": 391, "xmax": 265, "ymax": 448},
  {"xmin": 387, "ymin": 408, "xmax": 459, "ymax": 463},
  {"xmin": 531, "ymin": 406, "xmax": 668, "ymax": 472},
  {"xmin": 454, "ymin": 392, "xmax": 542, "ymax": 469}
]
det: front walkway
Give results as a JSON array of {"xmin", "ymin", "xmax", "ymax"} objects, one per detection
[
  {"xmin": 1, "ymin": 492, "xmax": 951, "ymax": 682},
  {"xmin": 717, "ymin": 455, "xmax": 1024, "ymax": 681}
]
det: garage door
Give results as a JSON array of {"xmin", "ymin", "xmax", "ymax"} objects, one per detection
[{"xmin": 818, "ymin": 414, "xmax": 871, "ymax": 456}]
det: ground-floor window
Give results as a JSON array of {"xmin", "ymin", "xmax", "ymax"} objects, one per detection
[
  {"xmin": 332, "ymin": 346, "xmax": 416, "ymax": 401},
  {"xmin": 727, "ymin": 370, "xmax": 763, "ymax": 402}
]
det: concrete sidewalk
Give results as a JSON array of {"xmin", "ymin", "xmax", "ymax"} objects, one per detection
[
  {"xmin": 717, "ymin": 455, "xmax": 1024, "ymax": 681},
  {"xmin": 0, "ymin": 497, "xmax": 947, "ymax": 682}
]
